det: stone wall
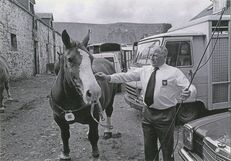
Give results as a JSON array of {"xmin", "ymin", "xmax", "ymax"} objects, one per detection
[
  {"xmin": 0, "ymin": 0, "xmax": 171, "ymax": 80},
  {"xmin": 0, "ymin": 0, "xmax": 63, "ymax": 80},
  {"xmin": 0, "ymin": 0, "xmax": 34, "ymax": 79}
]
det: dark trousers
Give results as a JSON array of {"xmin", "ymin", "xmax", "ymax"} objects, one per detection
[{"xmin": 142, "ymin": 106, "xmax": 176, "ymax": 161}]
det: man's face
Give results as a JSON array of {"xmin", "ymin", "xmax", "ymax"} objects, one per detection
[{"xmin": 149, "ymin": 50, "xmax": 166, "ymax": 67}]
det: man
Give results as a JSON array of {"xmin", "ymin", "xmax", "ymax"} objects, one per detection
[{"xmin": 95, "ymin": 45, "xmax": 196, "ymax": 161}]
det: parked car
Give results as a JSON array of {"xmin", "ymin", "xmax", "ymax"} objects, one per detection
[{"xmin": 179, "ymin": 111, "xmax": 231, "ymax": 161}]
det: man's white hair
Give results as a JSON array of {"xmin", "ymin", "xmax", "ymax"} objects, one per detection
[{"xmin": 149, "ymin": 45, "xmax": 168, "ymax": 56}]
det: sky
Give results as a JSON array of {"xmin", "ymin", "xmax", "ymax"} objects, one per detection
[{"xmin": 34, "ymin": 0, "xmax": 212, "ymax": 27}]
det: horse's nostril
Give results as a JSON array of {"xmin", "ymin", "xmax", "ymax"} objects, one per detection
[{"xmin": 86, "ymin": 90, "xmax": 92, "ymax": 97}]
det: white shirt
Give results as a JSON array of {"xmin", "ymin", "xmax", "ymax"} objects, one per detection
[{"xmin": 110, "ymin": 63, "xmax": 197, "ymax": 110}]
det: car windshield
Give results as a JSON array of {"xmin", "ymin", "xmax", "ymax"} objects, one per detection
[{"xmin": 133, "ymin": 40, "xmax": 160, "ymax": 66}]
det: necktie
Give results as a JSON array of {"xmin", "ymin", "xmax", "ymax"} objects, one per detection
[{"xmin": 144, "ymin": 67, "xmax": 159, "ymax": 106}]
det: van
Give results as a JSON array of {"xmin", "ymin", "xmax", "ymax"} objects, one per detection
[
  {"xmin": 124, "ymin": 9, "xmax": 231, "ymax": 123},
  {"xmin": 88, "ymin": 43, "xmax": 122, "ymax": 73}
]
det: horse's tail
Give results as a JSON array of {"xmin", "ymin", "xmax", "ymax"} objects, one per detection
[
  {"xmin": 0, "ymin": 56, "xmax": 10, "ymax": 73},
  {"xmin": 0, "ymin": 56, "xmax": 10, "ymax": 82}
]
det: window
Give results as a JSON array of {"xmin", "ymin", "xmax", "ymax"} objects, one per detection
[
  {"xmin": 87, "ymin": 46, "xmax": 100, "ymax": 54},
  {"xmin": 46, "ymin": 44, "xmax": 49, "ymax": 52},
  {"xmin": 165, "ymin": 41, "xmax": 192, "ymax": 67},
  {"xmin": 33, "ymin": 20, "xmax": 37, "ymax": 30},
  {"xmin": 104, "ymin": 57, "xmax": 114, "ymax": 63},
  {"xmin": 100, "ymin": 43, "xmax": 120, "ymax": 52},
  {"xmin": 29, "ymin": 2, "xmax": 34, "ymax": 14},
  {"xmin": 10, "ymin": 33, "xmax": 17, "ymax": 51},
  {"xmin": 212, "ymin": 20, "xmax": 229, "ymax": 34},
  {"xmin": 134, "ymin": 41, "xmax": 160, "ymax": 65},
  {"xmin": 93, "ymin": 46, "xmax": 100, "ymax": 54}
]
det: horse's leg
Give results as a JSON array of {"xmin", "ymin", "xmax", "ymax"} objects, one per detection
[
  {"xmin": 0, "ymin": 87, "xmax": 5, "ymax": 113},
  {"xmin": 103, "ymin": 97, "xmax": 114, "ymax": 139},
  {"xmin": 54, "ymin": 115, "xmax": 71, "ymax": 160},
  {"xmin": 88, "ymin": 122, "xmax": 99, "ymax": 158},
  {"xmin": 5, "ymin": 81, "xmax": 13, "ymax": 101}
]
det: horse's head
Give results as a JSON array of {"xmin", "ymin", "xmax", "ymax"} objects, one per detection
[{"xmin": 61, "ymin": 30, "xmax": 101, "ymax": 105}]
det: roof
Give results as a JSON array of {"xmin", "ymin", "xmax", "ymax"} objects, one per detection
[
  {"xmin": 168, "ymin": 14, "xmax": 230, "ymax": 32},
  {"xmin": 191, "ymin": 4, "xmax": 231, "ymax": 20},
  {"xmin": 168, "ymin": 2, "xmax": 230, "ymax": 33},
  {"xmin": 121, "ymin": 46, "xmax": 133, "ymax": 51},
  {"xmin": 30, "ymin": 0, "xmax": 35, "ymax": 4},
  {"xmin": 139, "ymin": 32, "xmax": 206, "ymax": 43},
  {"xmin": 36, "ymin": 13, "xmax": 54, "ymax": 20}
]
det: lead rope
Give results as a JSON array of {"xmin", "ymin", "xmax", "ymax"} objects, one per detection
[
  {"xmin": 154, "ymin": 8, "xmax": 225, "ymax": 160},
  {"xmin": 172, "ymin": 7, "xmax": 223, "ymax": 156},
  {"xmin": 90, "ymin": 99, "xmax": 113, "ymax": 129}
]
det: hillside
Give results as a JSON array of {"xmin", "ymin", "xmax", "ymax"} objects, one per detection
[{"xmin": 54, "ymin": 22, "xmax": 172, "ymax": 44}]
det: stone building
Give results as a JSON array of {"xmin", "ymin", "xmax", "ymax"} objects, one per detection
[
  {"xmin": 0, "ymin": 0, "xmax": 63, "ymax": 80},
  {"xmin": 0, "ymin": 0, "xmax": 172, "ymax": 80}
]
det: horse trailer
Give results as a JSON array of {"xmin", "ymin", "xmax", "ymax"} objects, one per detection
[
  {"xmin": 87, "ymin": 43, "xmax": 122, "ymax": 73},
  {"xmin": 124, "ymin": 9, "xmax": 231, "ymax": 123}
]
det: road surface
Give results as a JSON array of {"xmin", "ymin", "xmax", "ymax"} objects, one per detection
[{"xmin": 0, "ymin": 74, "xmax": 184, "ymax": 161}]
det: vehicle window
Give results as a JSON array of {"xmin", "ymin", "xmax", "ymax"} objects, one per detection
[
  {"xmin": 104, "ymin": 57, "xmax": 114, "ymax": 63},
  {"xmin": 93, "ymin": 46, "xmax": 100, "ymax": 54},
  {"xmin": 134, "ymin": 41, "xmax": 160, "ymax": 65},
  {"xmin": 100, "ymin": 43, "xmax": 120, "ymax": 52},
  {"xmin": 165, "ymin": 41, "xmax": 192, "ymax": 67},
  {"xmin": 87, "ymin": 46, "xmax": 100, "ymax": 54},
  {"xmin": 104, "ymin": 57, "xmax": 117, "ymax": 70}
]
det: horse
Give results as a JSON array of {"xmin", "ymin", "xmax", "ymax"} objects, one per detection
[
  {"xmin": 49, "ymin": 30, "xmax": 117, "ymax": 160},
  {"xmin": 0, "ymin": 56, "xmax": 13, "ymax": 113}
]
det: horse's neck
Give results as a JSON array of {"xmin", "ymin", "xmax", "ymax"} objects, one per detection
[{"xmin": 51, "ymin": 67, "xmax": 65, "ymax": 104}]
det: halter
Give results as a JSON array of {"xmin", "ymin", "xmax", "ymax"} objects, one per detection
[
  {"xmin": 90, "ymin": 99, "xmax": 113, "ymax": 129},
  {"xmin": 63, "ymin": 63, "xmax": 83, "ymax": 98},
  {"xmin": 50, "ymin": 91, "xmax": 113, "ymax": 129},
  {"xmin": 50, "ymin": 91, "xmax": 85, "ymax": 116}
]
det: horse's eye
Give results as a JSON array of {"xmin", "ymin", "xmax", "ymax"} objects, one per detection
[{"xmin": 68, "ymin": 57, "xmax": 73, "ymax": 63}]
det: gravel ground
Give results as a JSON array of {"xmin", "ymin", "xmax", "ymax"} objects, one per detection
[{"xmin": 0, "ymin": 74, "xmax": 183, "ymax": 161}]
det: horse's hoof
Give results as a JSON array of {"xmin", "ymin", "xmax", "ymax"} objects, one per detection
[
  {"xmin": 92, "ymin": 151, "xmax": 99, "ymax": 158},
  {"xmin": 92, "ymin": 148, "xmax": 99, "ymax": 158},
  {"xmin": 103, "ymin": 132, "xmax": 112, "ymax": 140},
  {"xmin": 59, "ymin": 152, "xmax": 71, "ymax": 161},
  {"xmin": 7, "ymin": 97, "xmax": 13, "ymax": 101}
]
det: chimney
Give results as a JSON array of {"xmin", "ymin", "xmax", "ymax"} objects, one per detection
[{"xmin": 212, "ymin": 0, "xmax": 227, "ymax": 14}]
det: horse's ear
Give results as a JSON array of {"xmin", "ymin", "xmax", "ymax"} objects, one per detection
[
  {"xmin": 82, "ymin": 29, "xmax": 90, "ymax": 47},
  {"xmin": 62, "ymin": 30, "xmax": 71, "ymax": 49}
]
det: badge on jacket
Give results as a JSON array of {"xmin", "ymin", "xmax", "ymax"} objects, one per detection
[{"xmin": 162, "ymin": 80, "xmax": 168, "ymax": 86}]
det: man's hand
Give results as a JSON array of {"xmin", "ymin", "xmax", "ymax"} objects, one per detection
[
  {"xmin": 180, "ymin": 88, "xmax": 191, "ymax": 101},
  {"xmin": 95, "ymin": 72, "xmax": 111, "ymax": 81}
]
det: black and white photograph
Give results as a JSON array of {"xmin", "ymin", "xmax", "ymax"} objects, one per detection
[{"xmin": 0, "ymin": 0, "xmax": 230, "ymax": 161}]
